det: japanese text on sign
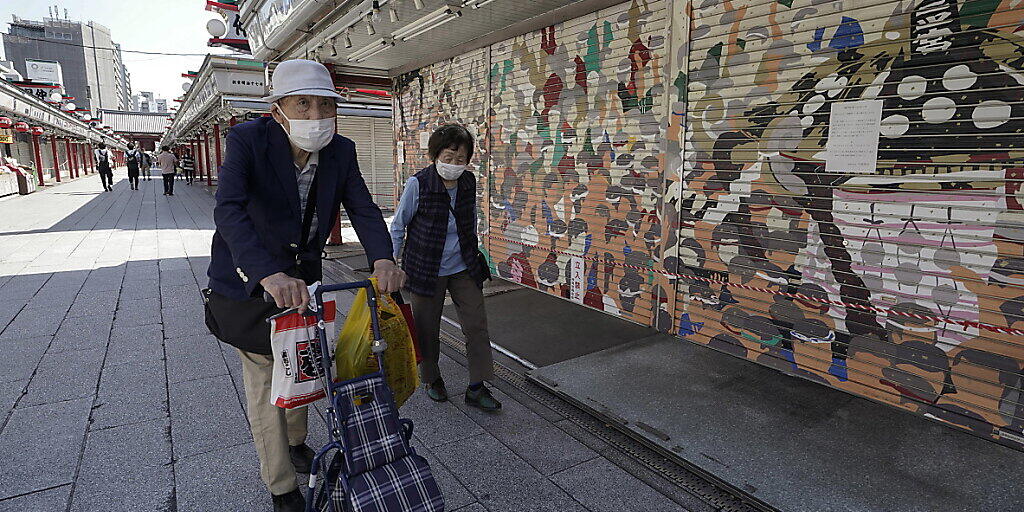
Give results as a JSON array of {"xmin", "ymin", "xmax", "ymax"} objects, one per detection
[
  {"xmin": 570, "ymin": 256, "xmax": 584, "ymax": 303},
  {"xmin": 825, "ymin": 99, "xmax": 883, "ymax": 174}
]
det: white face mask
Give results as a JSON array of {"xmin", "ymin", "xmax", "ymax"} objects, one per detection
[
  {"xmin": 436, "ymin": 162, "xmax": 467, "ymax": 180},
  {"xmin": 277, "ymin": 107, "xmax": 334, "ymax": 152}
]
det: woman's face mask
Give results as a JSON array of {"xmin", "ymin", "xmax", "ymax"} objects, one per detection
[
  {"xmin": 275, "ymin": 103, "xmax": 335, "ymax": 152},
  {"xmin": 436, "ymin": 161, "xmax": 467, "ymax": 180}
]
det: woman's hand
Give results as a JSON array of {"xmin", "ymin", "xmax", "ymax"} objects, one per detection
[{"xmin": 372, "ymin": 259, "xmax": 406, "ymax": 294}]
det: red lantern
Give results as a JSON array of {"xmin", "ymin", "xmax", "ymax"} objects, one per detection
[
  {"xmin": 30, "ymin": 126, "xmax": 44, "ymax": 136},
  {"xmin": 13, "ymin": 121, "xmax": 29, "ymax": 132},
  {"xmin": 0, "ymin": 117, "xmax": 11, "ymax": 129}
]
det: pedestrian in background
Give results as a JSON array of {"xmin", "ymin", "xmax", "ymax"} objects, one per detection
[
  {"xmin": 158, "ymin": 145, "xmax": 177, "ymax": 196},
  {"xmin": 94, "ymin": 143, "xmax": 114, "ymax": 192},
  {"xmin": 180, "ymin": 148, "xmax": 196, "ymax": 185},
  {"xmin": 390, "ymin": 123, "xmax": 500, "ymax": 412},
  {"xmin": 126, "ymin": 142, "xmax": 141, "ymax": 190},
  {"xmin": 142, "ymin": 150, "xmax": 153, "ymax": 181},
  {"xmin": 203, "ymin": 59, "xmax": 405, "ymax": 512}
]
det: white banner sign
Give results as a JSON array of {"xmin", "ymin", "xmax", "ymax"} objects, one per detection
[
  {"xmin": 825, "ymin": 99, "xmax": 883, "ymax": 174},
  {"xmin": 213, "ymin": 69, "xmax": 265, "ymax": 96},
  {"xmin": 569, "ymin": 256, "xmax": 585, "ymax": 303},
  {"xmin": 25, "ymin": 59, "xmax": 63, "ymax": 85}
]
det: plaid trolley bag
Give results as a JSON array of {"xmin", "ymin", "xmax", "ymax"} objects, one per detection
[{"xmin": 294, "ymin": 280, "xmax": 444, "ymax": 512}]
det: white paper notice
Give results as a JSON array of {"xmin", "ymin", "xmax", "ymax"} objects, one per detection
[
  {"xmin": 825, "ymin": 99, "xmax": 883, "ymax": 174},
  {"xmin": 396, "ymin": 141, "xmax": 405, "ymax": 164},
  {"xmin": 419, "ymin": 131, "xmax": 430, "ymax": 149},
  {"xmin": 569, "ymin": 256, "xmax": 585, "ymax": 304}
]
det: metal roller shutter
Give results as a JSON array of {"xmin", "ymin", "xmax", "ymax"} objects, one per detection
[
  {"xmin": 488, "ymin": 0, "xmax": 669, "ymax": 327},
  {"xmin": 339, "ymin": 115, "xmax": 397, "ymax": 211},
  {"xmin": 393, "ymin": 47, "xmax": 491, "ymax": 246},
  {"xmin": 371, "ymin": 117, "xmax": 396, "ymax": 210},
  {"xmin": 677, "ymin": 0, "xmax": 1024, "ymax": 443}
]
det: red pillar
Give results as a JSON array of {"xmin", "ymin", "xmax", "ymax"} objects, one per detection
[
  {"xmin": 79, "ymin": 144, "xmax": 87, "ymax": 174},
  {"xmin": 31, "ymin": 134, "xmax": 45, "ymax": 186},
  {"xmin": 65, "ymin": 139, "xmax": 77, "ymax": 178},
  {"xmin": 87, "ymin": 145, "xmax": 94, "ymax": 173},
  {"xmin": 50, "ymin": 136, "xmax": 61, "ymax": 182},
  {"xmin": 212, "ymin": 123, "xmax": 221, "ymax": 185},
  {"xmin": 202, "ymin": 131, "xmax": 211, "ymax": 186}
]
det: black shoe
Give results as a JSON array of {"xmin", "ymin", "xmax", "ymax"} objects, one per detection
[
  {"xmin": 289, "ymin": 443, "xmax": 315, "ymax": 473},
  {"xmin": 425, "ymin": 378, "xmax": 448, "ymax": 402},
  {"xmin": 271, "ymin": 489, "xmax": 305, "ymax": 512},
  {"xmin": 465, "ymin": 384, "xmax": 502, "ymax": 412}
]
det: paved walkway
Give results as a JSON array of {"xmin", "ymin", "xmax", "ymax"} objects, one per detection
[{"xmin": 0, "ymin": 170, "xmax": 707, "ymax": 512}]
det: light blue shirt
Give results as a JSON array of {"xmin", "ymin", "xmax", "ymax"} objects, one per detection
[{"xmin": 390, "ymin": 177, "xmax": 468, "ymax": 277}]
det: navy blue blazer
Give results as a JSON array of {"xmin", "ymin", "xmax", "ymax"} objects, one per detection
[{"xmin": 208, "ymin": 116, "xmax": 393, "ymax": 300}]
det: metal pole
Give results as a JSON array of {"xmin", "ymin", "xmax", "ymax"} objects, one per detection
[
  {"xmin": 50, "ymin": 136, "xmax": 61, "ymax": 182},
  {"xmin": 31, "ymin": 134, "xmax": 45, "ymax": 186}
]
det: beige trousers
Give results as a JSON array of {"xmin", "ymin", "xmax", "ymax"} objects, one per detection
[{"xmin": 236, "ymin": 349, "xmax": 308, "ymax": 495}]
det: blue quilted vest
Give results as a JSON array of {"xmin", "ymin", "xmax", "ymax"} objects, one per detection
[{"xmin": 401, "ymin": 165, "xmax": 488, "ymax": 296}]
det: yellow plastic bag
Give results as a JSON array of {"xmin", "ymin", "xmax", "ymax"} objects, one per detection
[{"xmin": 335, "ymin": 279, "xmax": 419, "ymax": 407}]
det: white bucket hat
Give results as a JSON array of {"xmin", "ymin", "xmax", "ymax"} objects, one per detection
[{"xmin": 261, "ymin": 59, "xmax": 344, "ymax": 103}]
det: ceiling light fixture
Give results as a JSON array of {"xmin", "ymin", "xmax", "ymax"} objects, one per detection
[
  {"xmin": 392, "ymin": 5, "xmax": 462, "ymax": 42},
  {"xmin": 389, "ymin": 5, "xmax": 399, "ymax": 23},
  {"xmin": 413, "ymin": 0, "xmax": 424, "ymax": 9},
  {"xmin": 365, "ymin": 12, "xmax": 376, "ymax": 34},
  {"xmin": 344, "ymin": 28, "xmax": 353, "ymax": 48},
  {"xmin": 463, "ymin": 0, "xmax": 498, "ymax": 7},
  {"xmin": 347, "ymin": 37, "xmax": 395, "ymax": 62},
  {"xmin": 330, "ymin": 37, "xmax": 338, "ymax": 56}
]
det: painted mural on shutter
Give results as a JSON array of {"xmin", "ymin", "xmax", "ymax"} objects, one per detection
[
  {"xmin": 488, "ymin": 0, "xmax": 670, "ymax": 327},
  {"xmin": 671, "ymin": 0, "xmax": 1024, "ymax": 445},
  {"xmin": 393, "ymin": 47, "xmax": 490, "ymax": 238}
]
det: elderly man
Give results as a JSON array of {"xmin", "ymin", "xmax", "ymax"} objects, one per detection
[{"xmin": 203, "ymin": 59, "xmax": 405, "ymax": 512}]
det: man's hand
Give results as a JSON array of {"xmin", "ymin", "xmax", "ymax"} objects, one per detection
[
  {"xmin": 260, "ymin": 272, "xmax": 310, "ymax": 312},
  {"xmin": 372, "ymin": 259, "xmax": 406, "ymax": 294}
]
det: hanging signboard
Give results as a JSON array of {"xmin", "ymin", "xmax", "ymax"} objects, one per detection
[
  {"xmin": 0, "ymin": 128, "xmax": 12, "ymax": 144},
  {"xmin": 213, "ymin": 69, "xmax": 265, "ymax": 95}
]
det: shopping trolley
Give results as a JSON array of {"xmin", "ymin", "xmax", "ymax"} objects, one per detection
[{"xmin": 269, "ymin": 281, "xmax": 444, "ymax": 512}]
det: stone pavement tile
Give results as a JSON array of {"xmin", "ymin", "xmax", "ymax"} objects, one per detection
[
  {"xmin": 550, "ymin": 457, "xmax": 680, "ymax": 512},
  {"xmin": 118, "ymin": 280, "xmax": 161, "ymax": 301},
  {"xmin": 91, "ymin": 359, "xmax": 167, "ymax": 430},
  {"xmin": 411, "ymin": 441, "xmax": 476, "ymax": 511},
  {"xmin": 165, "ymin": 333, "xmax": 227, "ymax": 384},
  {"xmin": 159, "ymin": 268, "xmax": 198, "ymax": 287},
  {"xmin": 19, "ymin": 348, "xmax": 104, "ymax": 408},
  {"xmin": 169, "ymin": 374, "xmax": 251, "ymax": 458},
  {"xmin": 451, "ymin": 504, "xmax": 486, "ymax": 512},
  {"xmin": 174, "ymin": 442, "xmax": 269, "ymax": 512},
  {"xmin": 159, "ymin": 284, "xmax": 202, "ymax": 305},
  {"xmin": 0, "ymin": 484, "xmax": 72, "ymax": 512},
  {"xmin": 65, "ymin": 292, "xmax": 120, "ymax": 319},
  {"xmin": 438, "ymin": 356, "xmax": 597, "ymax": 476},
  {"xmin": 79, "ymin": 273, "xmax": 124, "ymax": 294},
  {"xmin": 0, "ymin": 398, "xmax": 92, "ymax": 500},
  {"xmin": 106, "ymin": 324, "xmax": 164, "ymax": 366},
  {"xmin": 431, "ymin": 433, "xmax": 587, "ymax": 512},
  {"xmin": 401, "ymin": 390, "xmax": 485, "ymax": 449},
  {"xmin": 162, "ymin": 312, "xmax": 210, "ymax": 339},
  {"xmin": 0, "ymin": 335, "xmax": 51, "ymax": 384},
  {"xmin": 0, "ymin": 307, "xmax": 61, "ymax": 340},
  {"xmin": 158, "ymin": 258, "xmax": 193, "ymax": 271},
  {"xmin": 599, "ymin": 446, "xmax": 717, "ymax": 512},
  {"xmin": 117, "ymin": 297, "xmax": 160, "ymax": 314},
  {"xmin": 0, "ymin": 274, "xmax": 51, "ymax": 301},
  {"xmin": 48, "ymin": 314, "xmax": 114, "ymax": 353},
  {"xmin": 0, "ymin": 380, "xmax": 27, "ymax": 421},
  {"xmin": 69, "ymin": 418, "xmax": 174, "ymax": 512}
]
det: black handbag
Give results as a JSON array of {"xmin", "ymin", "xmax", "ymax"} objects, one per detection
[{"xmin": 203, "ymin": 288, "xmax": 282, "ymax": 355}]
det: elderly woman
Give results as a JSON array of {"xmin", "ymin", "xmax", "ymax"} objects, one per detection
[{"xmin": 390, "ymin": 124, "xmax": 500, "ymax": 412}]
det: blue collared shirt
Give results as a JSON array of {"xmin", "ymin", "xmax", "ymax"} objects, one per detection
[{"xmin": 390, "ymin": 176, "xmax": 467, "ymax": 277}]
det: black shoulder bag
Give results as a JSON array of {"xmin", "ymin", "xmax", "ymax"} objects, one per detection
[{"xmin": 204, "ymin": 172, "xmax": 320, "ymax": 354}]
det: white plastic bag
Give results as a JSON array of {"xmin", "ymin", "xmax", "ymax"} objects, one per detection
[{"xmin": 269, "ymin": 287, "xmax": 338, "ymax": 409}]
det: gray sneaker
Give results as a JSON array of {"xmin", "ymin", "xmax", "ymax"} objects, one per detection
[
  {"xmin": 426, "ymin": 378, "xmax": 448, "ymax": 402},
  {"xmin": 465, "ymin": 384, "xmax": 501, "ymax": 412}
]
